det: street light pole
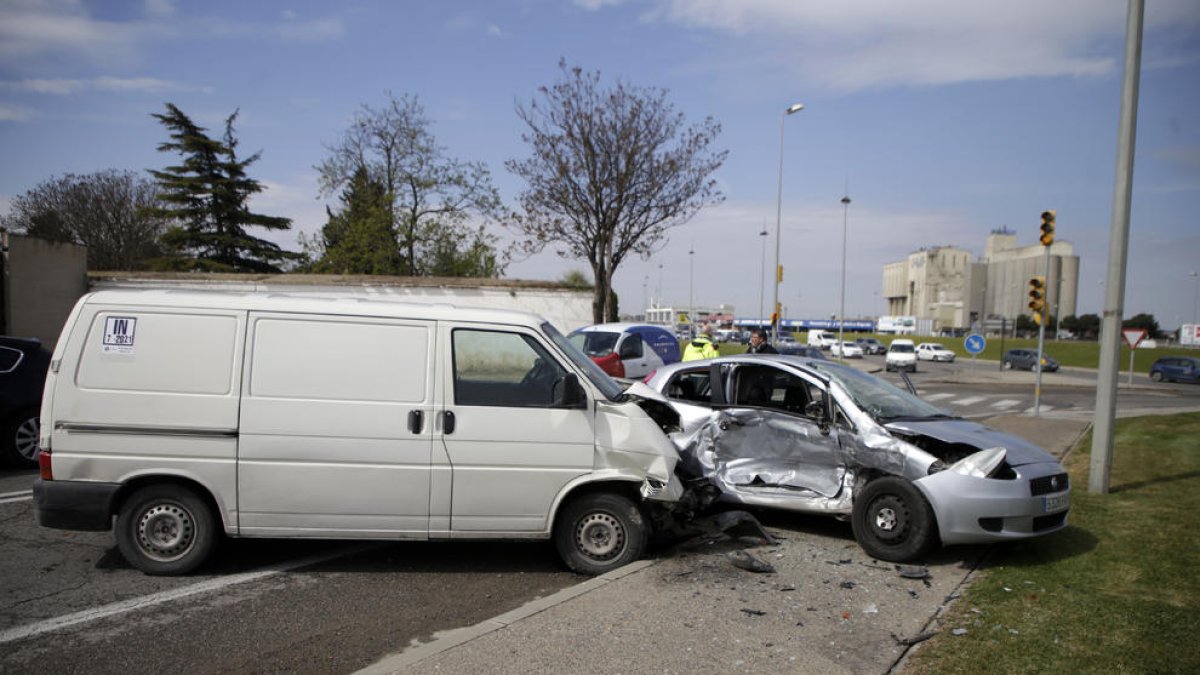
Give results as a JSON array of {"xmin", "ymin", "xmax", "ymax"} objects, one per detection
[
  {"xmin": 772, "ymin": 102, "xmax": 804, "ymax": 344},
  {"xmin": 838, "ymin": 193, "xmax": 851, "ymax": 358},
  {"xmin": 688, "ymin": 245, "xmax": 695, "ymax": 332},
  {"xmin": 758, "ymin": 226, "xmax": 768, "ymax": 326},
  {"xmin": 1191, "ymin": 271, "xmax": 1199, "ymax": 324}
]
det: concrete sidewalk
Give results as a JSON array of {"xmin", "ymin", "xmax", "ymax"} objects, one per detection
[{"xmin": 358, "ymin": 415, "xmax": 1090, "ymax": 675}]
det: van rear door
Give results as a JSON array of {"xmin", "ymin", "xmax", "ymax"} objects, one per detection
[{"xmin": 237, "ymin": 313, "xmax": 435, "ymax": 537}]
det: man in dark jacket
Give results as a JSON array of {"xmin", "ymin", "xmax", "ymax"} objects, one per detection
[{"xmin": 747, "ymin": 329, "xmax": 777, "ymax": 354}]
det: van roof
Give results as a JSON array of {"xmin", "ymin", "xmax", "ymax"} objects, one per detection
[{"xmin": 81, "ymin": 289, "xmax": 548, "ymax": 327}]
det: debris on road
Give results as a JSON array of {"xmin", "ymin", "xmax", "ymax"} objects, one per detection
[
  {"xmin": 891, "ymin": 631, "xmax": 938, "ymax": 646},
  {"xmin": 728, "ymin": 550, "xmax": 776, "ymax": 574}
]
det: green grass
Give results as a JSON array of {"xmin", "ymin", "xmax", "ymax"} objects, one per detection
[{"xmin": 905, "ymin": 413, "xmax": 1200, "ymax": 674}]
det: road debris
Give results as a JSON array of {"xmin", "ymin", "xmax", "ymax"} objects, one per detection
[
  {"xmin": 891, "ymin": 631, "xmax": 938, "ymax": 646},
  {"xmin": 727, "ymin": 550, "xmax": 776, "ymax": 574}
]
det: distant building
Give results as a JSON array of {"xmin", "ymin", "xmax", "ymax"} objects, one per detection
[
  {"xmin": 882, "ymin": 227, "xmax": 1079, "ymax": 332},
  {"xmin": 644, "ymin": 304, "xmax": 735, "ymax": 328}
]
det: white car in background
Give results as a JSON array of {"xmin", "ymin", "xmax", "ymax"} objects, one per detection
[
  {"xmin": 831, "ymin": 341, "xmax": 864, "ymax": 359},
  {"xmin": 916, "ymin": 343, "xmax": 956, "ymax": 363},
  {"xmin": 886, "ymin": 339, "xmax": 918, "ymax": 372}
]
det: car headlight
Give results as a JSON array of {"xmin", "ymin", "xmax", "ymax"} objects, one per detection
[{"xmin": 947, "ymin": 447, "xmax": 1007, "ymax": 478}]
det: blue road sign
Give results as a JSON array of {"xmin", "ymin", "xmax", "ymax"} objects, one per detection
[{"xmin": 964, "ymin": 333, "xmax": 986, "ymax": 355}]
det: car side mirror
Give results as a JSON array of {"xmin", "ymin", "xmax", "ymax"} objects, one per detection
[{"xmin": 553, "ymin": 373, "xmax": 587, "ymax": 409}]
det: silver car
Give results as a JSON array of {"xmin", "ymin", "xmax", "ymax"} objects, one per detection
[{"xmin": 644, "ymin": 355, "xmax": 1070, "ymax": 562}]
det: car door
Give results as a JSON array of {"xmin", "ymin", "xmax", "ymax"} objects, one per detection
[
  {"xmin": 617, "ymin": 332, "xmax": 653, "ymax": 378},
  {"xmin": 437, "ymin": 323, "xmax": 595, "ymax": 533}
]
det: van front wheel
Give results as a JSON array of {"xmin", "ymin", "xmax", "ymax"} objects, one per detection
[
  {"xmin": 554, "ymin": 493, "xmax": 647, "ymax": 575},
  {"xmin": 116, "ymin": 485, "xmax": 217, "ymax": 575}
]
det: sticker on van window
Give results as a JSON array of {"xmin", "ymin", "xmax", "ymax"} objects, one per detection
[{"xmin": 103, "ymin": 316, "xmax": 137, "ymax": 354}]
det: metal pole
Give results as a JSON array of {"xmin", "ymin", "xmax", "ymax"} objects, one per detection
[
  {"xmin": 688, "ymin": 245, "xmax": 695, "ymax": 332},
  {"xmin": 772, "ymin": 103, "xmax": 803, "ymax": 344},
  {"xmin": 1034, "ymin": 245, "xmax": 1050, "ymax": 415},
  {"xmin": 759, "ymin": 226, "xmax": 768, "ymax": 324},
  {"xmin": 838, "ymin": 194, "xmax": 851, "ymax": 358},
  {"xmin": 1091, "ymin": 0, "xmax": 1143, "ymax": 495}
]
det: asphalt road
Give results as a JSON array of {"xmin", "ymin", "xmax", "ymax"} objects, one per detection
[{"xmin": 3, "ymin": 372, "xmax": 1197, "ymax": 674}]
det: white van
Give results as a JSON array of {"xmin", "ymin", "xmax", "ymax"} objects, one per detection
[
  {"xmin": 34, "ymin": 290, "xmax": 684, "ymax": 576},
  {"xmin": 807, "ymin": 330, "xmax": 838, "ymax": 350}
]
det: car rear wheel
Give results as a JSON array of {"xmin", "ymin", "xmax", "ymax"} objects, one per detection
[
  {"xmin": 1003, "ymin": 360, "xmax": 1013, "ymax": 370},
  {"xmin": 116, "ymin": 485, "xmax": 217, "ymax": 575},
  {"xmin": 554, "ymin": 492, "xmax": 647, "ymax": 575},
  {"xmin": 2, "ymin": 410, "xmax": 40, "ymax": 468},
  {"xmin": 1150, "ymin": 371, "xmax": 1163, "ymax": 382},
  {"xmin": 851, "ymin": 477, "xmax": 937, "ymax": 562}
]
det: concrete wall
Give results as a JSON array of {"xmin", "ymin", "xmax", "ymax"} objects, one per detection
[{"xmin": 2, "ymin": 233, "xmax": 88, "ymax": 349}]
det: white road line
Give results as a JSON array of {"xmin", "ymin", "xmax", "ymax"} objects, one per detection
[
  {"xmin": 1024, "ymin": 405, "xmax": 1054, "ymax": 414},
  {"xmin": 923, "ymin": 393, "xmax": 954, "ymax": 401},
  {"xmin": 0, "ymin": 490, "xmax": 33, "ymax": 505},
  {"xmin": 991, "ymin": 399, "xmax": 1022, "ymax": 409},
  {"xmin": 0, "ymin": 543, "xmax": 378, "ymax": 645},
  {"xmin": 951, "ymin": 396, "xmax": 986, "ymax": 406}
]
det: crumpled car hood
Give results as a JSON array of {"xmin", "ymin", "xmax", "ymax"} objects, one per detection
[{"xmin": 883, "ymin": 418, "xmax": 1056, "ymax": 466}]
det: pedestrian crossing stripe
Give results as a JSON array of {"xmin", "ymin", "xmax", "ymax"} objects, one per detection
[
  {"xmin": 951, "ymin": 396, "xmax": 985, "ymax": 406},
  {"xmin": 991, "ymin": 399, "xmax": 1021, "ymax": 409},
  {"xmin": 924, "ymin": 393, "xmax": 954, "ymax": 401}
]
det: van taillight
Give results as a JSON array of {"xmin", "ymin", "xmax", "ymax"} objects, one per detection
[{"xmin": 38, "ymin": 448, "xmax": 53, "ymax": 481}]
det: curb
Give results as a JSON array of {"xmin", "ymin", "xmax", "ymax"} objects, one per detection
[{"xmin": 354, "ymin": 559, "xmax": 658, "ymax": 674}]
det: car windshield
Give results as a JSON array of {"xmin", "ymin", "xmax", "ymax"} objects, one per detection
[
  {"xmin": 805, "ymin": 361, "xmax": 950, "ymax": 422},
  {"xmin": 568, "ymin": 330, "xmax": 618, "ymax": 357},
  {"xmin": 890, "ymin": 344, "xmax": 914, "ymax": 353},
  {"xmin": 545, "ymin": 323, "xmax": 624, "ymax": 400}
]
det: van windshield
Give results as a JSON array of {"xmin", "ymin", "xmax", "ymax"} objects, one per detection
[{"xmin": 543, "ymin": 323, "xmax": 624, "ymax": 400}]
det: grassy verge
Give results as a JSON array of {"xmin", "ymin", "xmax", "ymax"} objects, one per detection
[{"xmin": 904, "ymin": 413, "xmax": 1200, "ymax": 674}]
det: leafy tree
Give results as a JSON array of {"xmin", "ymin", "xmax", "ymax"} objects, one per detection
[
  {"xmin": 304, "ymin": 167, "xmax": 400, "ymax": 275},
  {"xmin": 1, "ymin": 170, "xmax": 167, "ymax": 269},
  {"xmin": 315, "ymin": 92, "xmax": 503, "ymax": 278},
  {"xmin": 147, "ymin": 103, "xmax": 298, "ymax": 272},
  {"xmin": 506, "ymin": 60, "xmax": 727, "ymax": 323},
  {"xmin": 1062, "ymin": 313, "xmax": 1101, "ymax": 339},
  {"xmin": 560, "ymin": 270, "xmax": 591, "ymax": 289},
  {"xmin": 1122, "ymin": 313, "xmax": 1161, "ymax": 338}
]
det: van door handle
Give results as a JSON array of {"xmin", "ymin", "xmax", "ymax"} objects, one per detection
[
  {"xmin": 442, "ymin": 410, "xmax": 456, "ymax": 435},
  {"xmin": 408, "ymin": 410, "xmax": 424, "ymax": 434}
]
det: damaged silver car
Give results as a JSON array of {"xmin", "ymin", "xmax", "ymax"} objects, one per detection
[{"xmin": 644, "ymin": 355, "xmax": 1070, "ymax": 562}]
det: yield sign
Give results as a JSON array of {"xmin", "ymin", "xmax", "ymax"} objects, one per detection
[{"xmin": 1122, "ymin": 328, "xmax": 1148, "ymax": 349}]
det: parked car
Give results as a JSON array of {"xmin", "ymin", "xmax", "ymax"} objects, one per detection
[
  {"xmin": 886, "ymin": 339, "xmax": 918, "ymax": 373},
  {"xmin": 0, "ymin": 337, "xmax": 51, "ymax": 467},
  {"xmin": 916, "ymin": 343, "xmax": 956, "ymax": 363},
  {"xmin": 1003, "ymin": 349, "xmax": 1059, "ymax": 372},
  {"xmin": 569, "ymin": 323, "xmax": 681, "ymax": 379},
  {"xmin": 806, "ymin": 330, "xmax": 837, "ymax": 350},
  {"xmin": 644, "ymin": 355, "xmax": 1071, "ymax": 562},
  {"xmin": 778, "ymin": 334, "xmax": 800, "ymax": 346},
  {"xmin": 1149, "ymin": 356, "xmax": 1200, "ymax": 383},
  {"xmin": 855, "ymin": 337, "xmax": 886, "ymax": 355},
  {"xmin": 777, "ymin": 344, "xmax": 828, "ymax": 360},
  {"xmin": 831, "ymin": 341, "xmax": 864, "ymax": 359}
]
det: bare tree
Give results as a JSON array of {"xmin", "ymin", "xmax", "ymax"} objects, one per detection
[
  {"xmin": 316, "ymin": 92, "xmax": 503, "ymax": 277},
  {"xmin": 1, "ymin": 170, "xmax": 168, "ymax": 270},
  {"xmin": 506, "ymin": 61, "xmax": 727, "ymax": 323}
]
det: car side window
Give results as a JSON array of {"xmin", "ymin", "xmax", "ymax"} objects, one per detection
[
  {"xmin": 618, "ymin": 334, "xmax": 644, "ymax": 359},
  {"xmin": 730, "ymin": 365, "xmax": 823, "ymax": 419},
  {"xmin": 666, "ymin": 369, "xmax": 712, "ymax": 404},
  {"xmin": 452, "ymin": 329, "xmax": 568, "ymax": 408}
]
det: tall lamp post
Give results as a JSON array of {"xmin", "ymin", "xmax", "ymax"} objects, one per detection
[
  {"xmin": 688, "ymin": 245, "xmax": 695, "ymax": 332},
  {"xmin": 838, "ymin": 193, "xmax": 851, "ymax": 357},
  {"xmin": 772, "ymin": 102, "xmax": 805, "ymax": 343},
  {"xmin": 1191, "ymin": 271, "xmax": 1199, "ymax": 324}
]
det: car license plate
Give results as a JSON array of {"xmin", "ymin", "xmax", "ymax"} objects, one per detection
[{"xmin": 1043, "ymin": 493, "xmax": 1069, "ymax": 512}]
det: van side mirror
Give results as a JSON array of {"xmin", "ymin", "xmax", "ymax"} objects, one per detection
[{"xmin": 553, "ymin": 373, "xmax": 587, "ymax": 409}]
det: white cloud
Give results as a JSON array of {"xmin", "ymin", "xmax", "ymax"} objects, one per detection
[
  {"xmin": 637, "ymin": 0, "xmax": 1200, "ymax": 90},
  {"xmin": 574, "ymin": 0, "xmax": 628, "ymax": 10},
  {"xmin": 487, "ymin": 24, "xmax": 503, "ymax": 37},
  {"xmin": 0, "ymin": 77, "xmax": 210, "ymax": 95},
  {"xmin": 250, "ymin": 175, "xmax": 329, "ymax": 251},
  {"xmin": 143, "ymin": 0, "xmax": 175, "ymax": 19},
  {"xmin": 0, "ymin": 103, "xmax": 34, "ymax": 122}
]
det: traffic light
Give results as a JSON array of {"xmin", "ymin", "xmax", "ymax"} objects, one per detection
[
  {"xmin": 1039, "ymin": 210, "xmax": 1056, "ymax": 246},
  {"xmin": 1028, "ymin": 276, "xmax": 1046, "ymax": 322}
]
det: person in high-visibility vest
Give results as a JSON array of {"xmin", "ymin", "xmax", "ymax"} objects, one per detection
[{"xmin": 682, "ymin": 324, "xmax": 720, "ymax": 361}]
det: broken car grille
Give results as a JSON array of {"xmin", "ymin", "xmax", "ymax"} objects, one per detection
[{"xmin": 1029, "ymin": 473, "xmax": 1069, "ymax": 496}]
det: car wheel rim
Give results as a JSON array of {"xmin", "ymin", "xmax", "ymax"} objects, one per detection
[
  {"xmin": 136, "ymin": 502, "xmax": 196, "ymax": 562},
  {"xmin": 870, "ymin": 496, "xmax": 910, "ymax": 542},
  {"xmin": 15, "ymin": 417, "xmax": 40, "ymax": 461},
  {"xmin": 875, "ymin": 507, "xmax": 898, "ymax": 532},
  {"xmin": 575, "ymin": 512, "xmax": 624, "ymax": 561}
]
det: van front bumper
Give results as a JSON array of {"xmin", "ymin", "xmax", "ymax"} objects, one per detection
[{"xmin": 33, "ymin": 479, "xmax": 120, "ymax": 531}]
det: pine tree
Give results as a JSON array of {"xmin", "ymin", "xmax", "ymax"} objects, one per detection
[
  {"xmin": 147, "ymin": 103, "xmax": 298, "ymax": 272},
  {"xmin": 311, "ymin": 167, "xmax": 402, "ymax": 275}
]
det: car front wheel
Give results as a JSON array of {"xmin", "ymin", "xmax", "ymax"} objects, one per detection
[
  {"xmin": 851, "ymin": 477, "xmax": 937, "ymax": 562},
  {"xmin": 116, "ymin": 485, "xmax": 218, "ymax": 575},
  {"xmin": 1003, "ymin": 360, "xmax": 1013, "ymax": 370},
  {"xmin": 1150, "ymin": 371, "xmax": 1163, "ymax": 382},
  {"xmin": 555, "ymin": 492, "xmax": 647, "ymax": 576}
]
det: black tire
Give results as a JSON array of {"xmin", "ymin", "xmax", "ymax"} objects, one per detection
[
  {"xmin": 116, "ymin": 485, "xmax": 217, "ymax": 575},
  {"xmin": 1150, "ymin": 371, "xmax": 1163, "ymax": 382},
  {"xmin": 554, "ymin": 492, "xmax": 647, "ymax": 575},
  {"xmin": 1, "ymin": 410, "xmax": 40, "ymax": 468},
  {"xmin": 851, "ymin": 477, "xmax": 937, "ymax": 562}
]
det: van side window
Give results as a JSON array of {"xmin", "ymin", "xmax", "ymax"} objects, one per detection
[
  {"xmin": 453, "ymin": 330, "xmax": 568, "ymax": 407},
  {"xmin": 618, "ymin": 334, "xmax": 644, "ymax": 359}
]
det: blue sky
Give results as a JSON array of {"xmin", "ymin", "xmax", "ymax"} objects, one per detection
[{"xmin": 2, "ymin": 0, "xmax": 1199, "ymax": 329}]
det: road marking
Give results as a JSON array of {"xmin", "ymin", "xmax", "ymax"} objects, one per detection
[
  {"xmin": 991, "ymin": 399, "xmax": 1021, "ymax": 410},
  {"xmin": 0, "ymin": 542, "xmax": 379, "ymax": 645},
  {"xmin": 1024, "ymin": 405, "xmax": 1054, "ymax": 414},
  {"xmin": 951, "ymin": 396, "xmax": 985, "ymax": 406},
  {"xmin": 923, "ymin": 393, "xmax": 954, "ymax": 401},
  {"xmin": 0, "ymin": 490, "xmax": 32, "ymax": 505}
]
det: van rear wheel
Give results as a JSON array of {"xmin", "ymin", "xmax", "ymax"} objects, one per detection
[
  {"xmin": 554, "ymin": 493, "xmax": 647, "ymax": 576},
  {"xmin": 116, "ymin": 485, "xmax": 217, "ymax": 575}
]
